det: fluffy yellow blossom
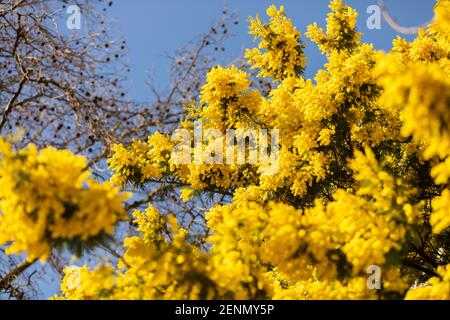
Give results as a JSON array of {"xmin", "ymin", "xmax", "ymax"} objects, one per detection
[
  {"xmin": 245, "ymin": 5, "xmax": 306, "ymax": 80},
  {"xmin": 201, "ymin": 65, "xmax": 250, "ymax": 106},
  {"xmin": 306, "ymin": 0, "xmax": 360, "ymax": 54},
  {"xmin": 376, "ymin": 60, "xmax": 450, "ymax": 160},
  {"xmin": 431, "ymin": 189, "xmax": 450, "ymax": 234},
  {"xmin": 59, "ymin": 265, "xmax": 116, "ymax": 300},
  {"xmin": 108, "ymin": 132, "xmax": 174, "ymax": 186},
  {"xmin": 54, "ymin": 1, "xmax": 450, "ymax": 301},
  {"xmin": 180, "ymin": 188, "xmax": 195, "ymax": 202},
  {"xmin": 0, "ymin": 139, "xmax": 129, "ymax": 261},
  {"xmin": 405, "ymin": 265, "xmax": 450, "ymax": 300}
]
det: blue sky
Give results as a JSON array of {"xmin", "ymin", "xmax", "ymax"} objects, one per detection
[
  {"xmin": 106, "ymin": 0, "xmax": 435, "ymax": 101},
  {"xmin": 33, "ymin": 0, "xmax": 436, "ymax": 299}
]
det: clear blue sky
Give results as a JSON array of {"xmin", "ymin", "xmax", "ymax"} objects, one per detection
[{"xmin": 35, "ymin": 0, "xmax": 435, "ymax": 299}]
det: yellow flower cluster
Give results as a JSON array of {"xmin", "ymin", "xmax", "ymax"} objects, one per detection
[
  {"xmin": 55, "ymin": 0, "xmax": 450, "ymax": 300},
  {"xmin": 58, "ymin": 192, "xmax": 411, "ymax": 299},
  {"xmin": 108, "ymin": 133, "xmax": 173, "ymax": 186},
  {"xmin": 58, "ymin": 206, "xmax": 264, "ymax": 300},
  {"xmin": 373, "ymin": 0, "xmax": 450, "ymax": 251},
  {"xmin": 429, "ymin": 0, "xmax": 450, "ymax": 54},
  {"xmin": 58, "ymin": 265, "xmax": 116, "ymax": 300},
  {"xmin": 62, "ymin": 144, "xmax": 419, "ymax": 299},
  {"xmin": 245, "ymin": 5, "xmax": 306, "ymax": 80},
  {"xmin": 108, "ymin": 0, "xmax": 395, "ymax": 204},
  {"xmin": 201, "ymin": 65, "xmax": 251, "ymax": 107},
  {"xmin": 431, "ymin": 189, "xmax": 450, "ymax": 234},
  {"xmin": 376, "ymin": 60, "xmax": 450, "ymax": 160},
  {"xmin": 200, "ymin": 65, "xmax": 261, "ymax": 130},
  {"xmin": 0, "ymin": 139, "xmax": 129, "ymax": 261},
  {"xmin": 305, "ymin": 0, "xmax": 360, "ymax": 54},
  {"xmin": 406, "ymin": 265, "xmax": 450, "ymax": 300},
  {"xmin": 271, "ymin": 276, "xmax": 375, "ymax": 300}
]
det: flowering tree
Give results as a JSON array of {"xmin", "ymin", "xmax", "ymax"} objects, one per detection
[
  {"xmin": 2, "ymin": 0, "xmax": 450, "ymax": 300},
  {"xmin": 0, "ymin": 0, "xmax": 236, "ymax": 299}
]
